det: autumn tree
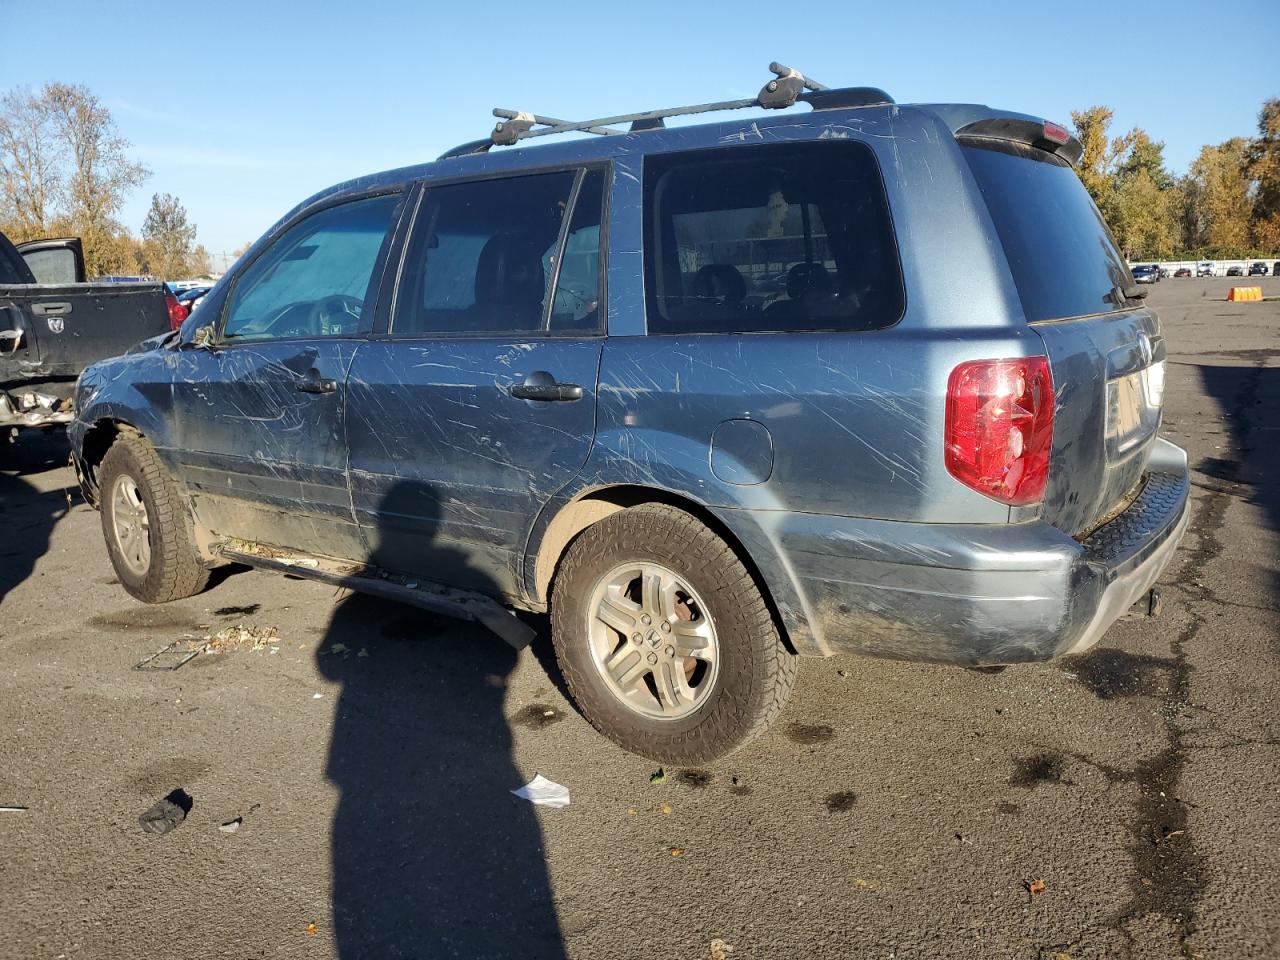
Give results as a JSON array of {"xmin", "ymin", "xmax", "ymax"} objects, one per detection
[
  {"xmin": 1184, "ymin": 138, "xmax": 1253, "ymax": 255},
  {"xmin": 0, "ymin": 82, "xmax": 151, "ymax": 275},
  {"xmin": 0, "ymin": 87, "xmax": 64, "ymax": 242}
]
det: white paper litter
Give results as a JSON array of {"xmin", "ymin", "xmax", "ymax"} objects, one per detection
[{"xmin": 511, "ymin": 774, "xmax": 570, "ymax": 809}]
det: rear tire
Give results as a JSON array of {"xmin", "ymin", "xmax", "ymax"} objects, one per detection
[
  {"xmin": 98, "ymin": 435, "xmax": 208, "ymax": 604},
  {"xmin": 550, "ymin": 504, "xmax": 796, "ymax": 763}
]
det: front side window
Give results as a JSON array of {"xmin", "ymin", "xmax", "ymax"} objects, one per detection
[
  {"xmin": 393, "ymin": 167, "xmax": 605, "ymax": 336},
  {"xmin": 222, "ymin": 193, "xmax": 400, "ymax": 342},
  {"xmin": 644, "ymin": 141, "xmax": 904, "ymax": 335}
]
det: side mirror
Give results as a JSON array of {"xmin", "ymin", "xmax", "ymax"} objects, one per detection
[{"xmin": 178, "ymin": 322, "xmax": 217, "ymax": 350}]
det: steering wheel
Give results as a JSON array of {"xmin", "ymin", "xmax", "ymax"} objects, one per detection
[{"xmin": 306, "ymin": 294, "xmax": 363, "ymax": 337}]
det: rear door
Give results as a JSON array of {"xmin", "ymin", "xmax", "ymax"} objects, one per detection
[
  {"xmin": 344, "ymin": 167, "xmax": 607, "ymax": 599},
  {"xmin": 962, "ymin": 141, "xmax": 1165, "ymax": 536}
]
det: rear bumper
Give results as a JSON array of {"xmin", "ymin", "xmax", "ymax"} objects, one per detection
[{"xmin": 751, "ymin": 438, "xmax": 1190, "ymax": 664}]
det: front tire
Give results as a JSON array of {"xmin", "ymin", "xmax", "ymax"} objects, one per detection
[
  {"xmin": 551, "ymin": 504, "xmax": 796, "ymax": 763},
  {"xmin": 98, "ymin": 435, "xmax": 208, "ymax": 604}
]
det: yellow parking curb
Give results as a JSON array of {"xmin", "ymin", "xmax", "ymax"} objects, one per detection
[{"xmin": 1227, "ymin": 286, "xmax": 1263, "ymax": 302}]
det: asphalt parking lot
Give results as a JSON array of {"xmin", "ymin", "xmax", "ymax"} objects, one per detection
[{"xmin": 1, "ymin": 277, "xmax": 1277, "ymax": 960}]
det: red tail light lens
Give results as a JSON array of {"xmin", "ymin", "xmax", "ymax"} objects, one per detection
[
  {"xmin": 165, "ymin": 292, "xmax": 189, "ymax": 330},
  {"xmin": 1042, "ymin": 121, "xmax": 1070, "ymax": 145},
  {"xmin": 945, "ymin": 356, "xmax": 1054, "ymax": 506}
]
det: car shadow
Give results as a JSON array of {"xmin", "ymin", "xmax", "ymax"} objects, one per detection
[
  {"xmin": 0, "ymin": 430, "xmax": 72, "ymax": 607},
  {"xmin": 1193, "ymin": 360, "xmax": 1279, "ymax": 601},
  {"xmin": 316, "ymin": 480, "xmax": 566, "ymax": 959}
]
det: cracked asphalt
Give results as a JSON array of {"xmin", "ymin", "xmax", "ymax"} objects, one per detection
[{"xmin": 1, "ymin": 278, "xmax": 1277, "ymax": 959}]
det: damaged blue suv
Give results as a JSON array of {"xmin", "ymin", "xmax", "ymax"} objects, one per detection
[{"xmin": 70, "ymin": 65, "xmax": 1189, "ymax": 762}]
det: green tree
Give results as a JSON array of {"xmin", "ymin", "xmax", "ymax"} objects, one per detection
[
  {"xmin": 1246, "ymin": 97, "xmax": 1280, "ymax": 250},
  {"xmin": 141, "ymin": 192, "xmax": 198, "ymax": 279}
]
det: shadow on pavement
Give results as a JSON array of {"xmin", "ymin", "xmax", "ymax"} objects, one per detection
[
  {"xmin": 316, "ymin": 480, "xmax": 565, "ymax": 959},
  {"xmin": 0, "ymin": 431, "xmax": 72, "ymax": 607},
  {"xmin": 1194, "ymin": 360, "xmax": 1280, "ymax": 602}
]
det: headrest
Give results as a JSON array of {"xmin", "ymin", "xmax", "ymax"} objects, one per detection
[
  {"xmin": 693, "ymin": 264, "xmax": 746, "ymax": 305},
  {"xmin": 475, "ymin": 233, "xmax": 546, "ymax": 305}
]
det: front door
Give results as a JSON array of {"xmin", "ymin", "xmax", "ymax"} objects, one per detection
[
  {"xmin": 169, "ymin": 191, "xmax": 404, "ymax": 561},
  {"xmin": 345, "ymin": 168, "xmax": 608, "ymax": 600}
]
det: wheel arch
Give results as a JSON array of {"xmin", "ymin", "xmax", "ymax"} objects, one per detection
[
  {"xmin": 77, "ymin": 418, "xmax": 145, "ymax": 505},
  {"xmin": 529, "ymin": 484, "xmax": 810, "ymax": 656}
]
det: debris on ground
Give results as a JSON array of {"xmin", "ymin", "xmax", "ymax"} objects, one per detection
[
  {"xmin": 660, "ymin": 803, "xmax": 673, "ymax": 815},
  {"xmin": 305, "ymin": 923, "xmax": 317, "ymax": 937},
  {"xmin": 1024, "ymin": 879, "xmax": 1047, "ymax": 896},
  {"xmin": 708, "ymin": 939, "xmax": 734, "ymax": 960},
  {"xmin": 202, "ymin": 624, "xmax": 280, "ymax": 653},
  {"xmin": 138, "ymin": 789, "xmax": 193, "ymax": 836},
  {"xmin": 510, "ymin": 774, "xmax": 571, "ymax": 809},
  {"xmin": 668, "ymin": 846, "xmax": 685, "ymax": 857},
  {"xmin": 218, "ymin": 817, "xmax": 242, "ymax": 833},
  {"xmin": 0, "ymin": 805, "xmax": 28, "ymax": 812},
  {"xmin": 135, "ymin": 623, "xmax": 283, "ymax": 671},
  {"xmin": 649, "ymin": 767, "xmax": 667, "ymax": 784}
]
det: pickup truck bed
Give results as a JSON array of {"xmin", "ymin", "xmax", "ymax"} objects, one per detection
[{"xmin": 1, "ymin": 231, "xmax": 171, "ymax": 433}]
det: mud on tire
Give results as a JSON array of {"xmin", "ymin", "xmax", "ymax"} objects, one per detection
[
  {"xmin": 98, "ymin": 435, "xmax": 209, "ymax": 604},
  {"xmin": 550, "ymin": 503, "xmax": 797, "ymax": 763}
]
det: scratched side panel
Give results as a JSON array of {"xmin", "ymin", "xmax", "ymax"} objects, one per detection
[{"xmin": 344, "ymin": 338, "xmax": 603, "ymax": 598}]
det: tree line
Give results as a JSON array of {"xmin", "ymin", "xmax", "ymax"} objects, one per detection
[
  {"xmin": 2, "ymin": 82, "xmax": 1278, "ymax": 277},
  {"xmin": 0, "ymin": 82, "xmax": 212, "ymax": 279},
  {"xmin": 1073, "ymin": 98, "xmax": 1279, "ymax": 261}
]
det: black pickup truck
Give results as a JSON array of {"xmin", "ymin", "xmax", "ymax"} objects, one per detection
[{"xmin": 1, "ymin": 230, "xmax": 175, "ymax": 435}]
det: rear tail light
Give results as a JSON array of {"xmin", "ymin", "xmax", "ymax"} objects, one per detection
[
  {"xmin": 165, "ymin": 292, "xmax": 189, "ymax": 330},
  {"xmin": 945, "ymin": 356, "xmax": 1054, "ymax": 506}
]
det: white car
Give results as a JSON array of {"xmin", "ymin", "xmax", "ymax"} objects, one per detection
[{"xmin": 1196, "ymin": 261, "xmax": 1216, "ymax": 277}]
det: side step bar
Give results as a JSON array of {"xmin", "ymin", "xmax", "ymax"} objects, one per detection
[{"xmin": 217, "ymin": 547, "xmax": 537, "ymax": 651}]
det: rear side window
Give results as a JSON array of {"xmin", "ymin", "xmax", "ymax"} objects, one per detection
[
  {"xmin": 393, "ymin": 168, "xmax": 605, "ymax": 336},
  {"xmin": 962, "ymin": 143, "xmax": 1132, "ymax": 323},
  {"xmin": 644, "ymin": 141, "xmax": 903, "ymax": 335}
]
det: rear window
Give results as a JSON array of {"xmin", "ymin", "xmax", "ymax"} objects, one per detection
[
  {"xmin": 962, "ymin": 142, "xmax": 1132, "ymax": 323},
  {"xmin": 644, "ymin": 141, "xmax": 904, "ymax": 335}
]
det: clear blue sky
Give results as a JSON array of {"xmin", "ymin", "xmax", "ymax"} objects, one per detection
[{"xmin": 3, "ymin": 0, "xmax": 1276, "ymax": 268}]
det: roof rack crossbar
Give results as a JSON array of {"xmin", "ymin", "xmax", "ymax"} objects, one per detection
[
  {"xmin": 492, "ymin": 108, "xmax": 623, "ymax": 137},
  {"xmin": 439, "ymin": 64, "xmax": 884, "ymax": 158},
  {"xmin": 493, "ymin": 98, "xmax": 760, "ymax": 145}
]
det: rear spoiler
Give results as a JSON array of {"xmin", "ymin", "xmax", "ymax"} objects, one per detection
[{"xmin": 954, "ymin": 116, "xmax": 1083, "ymax": 166}]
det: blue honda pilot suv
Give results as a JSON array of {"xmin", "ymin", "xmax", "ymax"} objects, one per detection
[{"xmin": 70, "ymin": 66, "xmax": 1189, "ymax": 762}]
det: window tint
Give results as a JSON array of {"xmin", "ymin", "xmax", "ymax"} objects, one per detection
[
  {"xmin": 22, "ymin": 248, "xmax": 78, "ymax": 284},
  {"xmin": 644, "ymin": 141, "xmax": 903, "ymax": 335},
  {"xmin": 394, "ymin": 170, "xmax": 587, "ymax": 336},
  {"xmin": 550, "ymin": 168, "xmax": 605, "ymax": 331},
  {"xmin": 222, "ymin": 193, "xmax": 399, "ymax": 341},
  {"xmin": 962, "ymin": 142, "xmax": 1132, "ymax": 323}
]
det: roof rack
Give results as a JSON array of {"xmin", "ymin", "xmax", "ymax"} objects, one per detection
[{"xmin": 438, "ymin": 63, "xmax": 893, "ymax": 160}]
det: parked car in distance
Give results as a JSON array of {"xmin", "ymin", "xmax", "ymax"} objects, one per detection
[
  {"xmin": 1248, "ymin": 262, "xmax": 1269, "ymax": 276},
  {"xmin": 1226, "ymin": 265, "xmax": 1244, "ymax": 277},
  {"xmin": 1131, "ymin": 264, "xmax": 1160, "ymax": 284},
  {"xmin": 1174, "ymin": 267, "xmax": 1192, "ymax": 278},
  {"xmin": 1196, "ymin": 261, "xmax": 1216, "ymax": 277},
  {"xmin": 175, "ymin": 285, "xmax": 211, "ymax": 313},
  {"xmin": 69, "ymin": 67, "xmax": 1190, "ymax": 762},
  {"xmin": 1274, "ymin": 261, "xmax": 1280, "ymax": 276}
]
